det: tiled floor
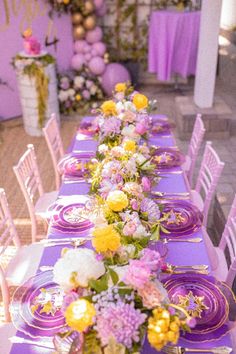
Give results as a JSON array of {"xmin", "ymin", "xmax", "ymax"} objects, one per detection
[{"xmin": 0, "ymin": 36, "xmax": 236, "ymax": 323}]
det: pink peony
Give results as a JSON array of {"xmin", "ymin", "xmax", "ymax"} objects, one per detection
[
  {"xmin": 135, "ymin": 122, "xmax": 147, "ymax": 135},
  {"xmin": 138, "ymin": 280, "xmax": 168, "ymax": 309},
  {"xmin": 24, "ymin": 37, "xmax": 41, "ymax": 55},
  {"xmin": 123, "ymin": 221, "xmax": 137, "ymax": 236},
  {"xmin": 140, "ymin": 248, "xmax": 164, "ymax": 272},
  {"xmin": 130, "ymin": 198, "xmax": 139, "ymax": 211},
  {"xmin": 124, "ymin": 259, "xmax": 151, "ymax": 289}
]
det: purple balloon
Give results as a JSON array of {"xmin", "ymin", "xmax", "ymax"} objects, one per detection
[
  {"xmin": 71, "ymin": 54, "xmax": 85, "ymax": 71},
  {"xmin": 94, "ymin": 0, "xmax": 104, "ymax": 9},
  {"xmin": 97, "ymin": 2, "xmax": 107, "ymax": 16},
  {"xmin": 92, "ymin": 42, "xmax": 106, "ymax": 56},
  {"xmin": 101, "ymin": 63, "xmax": 131, "ymax": 95},
  {"xmin": 88, "ymin": 57, "xmax": 105, "ymax": 75},
  {"xmin": 74, "ymin": 40, "xmax": 87, "ymax": 53},
  {"xmin": 86, "ymin": 26, "xmax": 103, "ymax": 44}
]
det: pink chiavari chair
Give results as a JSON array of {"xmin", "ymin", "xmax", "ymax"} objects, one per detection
[
  {"xmin": 13, "ymin": 144, "xmax": 58, "ymax": 243},
  {"xmin": 0, "ymin": 188, "xmax": 43, "ymax": 321},
  {"xmin": 190, "ymin": 141, "xmax": 224, "ymax": 226},
  {"xmin": 43, "ymin": 114, "xmax": 64, "ymax": 190},
  {"xmin": 182, "ymin": 114, "xmax": 206, "ymax": 187},
  {"xmin": 203, "ymin": 195, "xmax": 236, "ymax": 289}
]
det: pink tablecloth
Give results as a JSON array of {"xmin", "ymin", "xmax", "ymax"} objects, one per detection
[{"xmin": 148, "ymin": 10, "xmax": 200, "ymax": 81}]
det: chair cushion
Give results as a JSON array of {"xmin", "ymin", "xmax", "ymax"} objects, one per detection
[
  {"xmin": 5, "ymin": 243, "xmax": 44, "ymax": 286},
  {"xmin": 35, "ymin": 190, "xmax": 58, "ymax": 219},
  {"xmin": 190, "ymin": 189, "xmax": 204, "ymax": 212}
]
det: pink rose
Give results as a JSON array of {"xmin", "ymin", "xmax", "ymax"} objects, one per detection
[
  {"xmin": 138, "ymin": 281, "xmax": 167, "ymax": 309},
  {"xmin": 123, "ymin": 221, "xmax": 137, "ymax": 236},
  {"xmin": 135, "ymin": 122, "xmax": 147, "ymax": 135},
  {"xmin": 130, "ymin": 198, "xmax": 139, "ymax": 211},
  {"xmin": 141, "ymin": 176, "xmax": 151, "ymax": 192}
]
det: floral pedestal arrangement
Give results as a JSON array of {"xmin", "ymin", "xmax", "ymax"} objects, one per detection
[{"xmin": 13, "ymin": 52, "xmax": 59, "ymax": 137}]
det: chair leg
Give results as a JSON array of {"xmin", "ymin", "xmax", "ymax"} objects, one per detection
[{"xmin": 0, "ymin": 268, "xmax": 11, "ymax": 322}]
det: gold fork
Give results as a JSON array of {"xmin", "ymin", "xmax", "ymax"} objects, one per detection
[{"xmin": 163, "ymin": 345, "xmax": 232, "ymax": 354}]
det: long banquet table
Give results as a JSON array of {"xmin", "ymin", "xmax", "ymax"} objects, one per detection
[{"xmin": 9, "ymin": 114, "xmax": 233, "ymax": 354}]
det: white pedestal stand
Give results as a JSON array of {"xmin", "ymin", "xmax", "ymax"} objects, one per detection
[{"xmin": 15, "ymin": 52, "xmax": 60, "ymax": 137}]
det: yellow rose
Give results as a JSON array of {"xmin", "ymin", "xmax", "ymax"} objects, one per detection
[
  {"xmin": 115, "ymin": 82, "xmax": 127, "ymax": 93},
  {"xmin": 92, "ymin": 224, "xmax": 121, "ymax": 253},
  {"xmin": 123, "ymin": 140, "xmax": 136, "ymax": 153},
  {"xmin": 101, "ymin": 100, "xmax": 117, "ymax": 116},
  {"xmin": 65, "ymin": 299, "xmax": 95, "ymax": 332},
  {"xmin": 133, "ymin": 93, "xmax": 149, "ymax": 111},
  {"xmin": 23, "ymin": 28, "xmax": 32, "ymax": 38},
  {"xmin": 107, "ymin": 190, "xmax": 129, "ymax": 212},
  {"xmin": 76, "ymin": 94, "xmax": 81, "ymax": 101}
]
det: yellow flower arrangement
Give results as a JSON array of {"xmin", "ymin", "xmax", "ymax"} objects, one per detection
[
  {"xmin": 147, "ymin": 308, "xmax": 180, "ymax": 351},
  {"xmin": 107, "ymin": 190, "xmax": 129, "ymax": 212},
  {"xmin": 92, "ymin": 224, "xmax": 121, "ymax": 253},
  {"xmin": 101, "ymin": 100, "xmax": 117, "ymax": 117},
  {"xmin": 123, "ymin": 140, "xmax": 136, "ymax": 153},
  {"xmin": 65, "ymin": 299, "xmax": 96, "ymax": 332},
  {"xmin": 133, "ymin": 93, "xmax": 149, "ymax": 111},
  {"xmin": 115, "ymin": 82, "xmax": 127, "ymax": 93}
]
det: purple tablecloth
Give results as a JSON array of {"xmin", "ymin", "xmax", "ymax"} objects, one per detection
[
  {"xmin": 148, "ymin": 10, "xmax": 200, "ymax": 81},
  {"xmin": 10, "ymin": 115, "xmax": 233, "ymax": 354}
]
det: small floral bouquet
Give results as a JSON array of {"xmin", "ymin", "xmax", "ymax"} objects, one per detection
[
  {"xmin": 52, "ymin": 247, "xmax": 194, "ymax": 353},
  {"xmin": 93, "ymin": 83, "xmax": 157, "ymax": 147},
  {"xmin": 58, "ymin": 72, "xmax": 104, "ymax": 115}
]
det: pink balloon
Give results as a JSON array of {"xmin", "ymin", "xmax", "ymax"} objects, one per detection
[
  {"xmin": 74, "ymin": 40, "xmax": 87, "ymax": 53},
  {"xmin": 71, "ymin": 54, "xmax": 85, "ymax": 71},
  {"xmin": 101, "ymin": 63, "xmax": 131, "ymax": 95},
  {"xmin": 92, "ymin": 42, "xmax": 106, "ymax": 56},
  {"xmin": 91, "ymin": 49, "xmax": 97, "ymax": 57},
  {"xmin": 86, "ymin": 26, "xmax": 103, "ymax": 44},
  {"xmin": 84, "ymin": 53, "xmax": 92, "ymax": 62},
  {"xmin": 88, "ymin": 56, "xmax": 105, "ymax": 75},
  {"xmin": 94, "ymin": 0, "xmax": 104, "ymax": 9},
  {"xmin": 83, "ymin": 44, "xmax": 92, "ymax": 54}
]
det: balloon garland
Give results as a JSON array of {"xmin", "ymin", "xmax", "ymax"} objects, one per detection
[{"xmin": 47, "ymin": 0, "xmax": 131, "ymax": 114}]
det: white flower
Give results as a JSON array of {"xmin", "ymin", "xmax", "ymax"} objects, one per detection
[
  {"xmin": 110, "ymin": 146, "xmax": 124, "ymax": 158},
  {"xmin": 123, "ymin": 101, "xmax": 136, "ymax": 112},
  {"xmin": 68, "ymin": 88, "xmax": 75, "ymax": 97},
  {"xmin": 116, "ymin": 101, "xmax": 125, "ymax": 114},
  {"xmin": 90, "ymin": 85, "xmax": 97, "ymax": 95},
  {"xmin": 121, "ymin": 124, "xmax": 138, "ymax": 139},
  {"xmin": 58, "ymin": 90, "xmax": 69, "ymax": 102},
  {"xmin": 53, "ymin": 248, "xmax": 105, "ymax": 291},
  {"xmin": 134, "ymin": 153, "xmax": 146, "ymax": 165},
  {"xmin": 74, "ymin": 76, "xmax": 85, "ymax": 88},
  {"xmin": 98, "ymin": 144, "xmax": 109, "ymax": 154},
  {"xmin": 133, "ymin": 224, "xmax": 149, "ymax": 239}
]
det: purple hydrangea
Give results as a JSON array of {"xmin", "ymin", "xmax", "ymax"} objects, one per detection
[
  {"xmin": 102, "ymin": 117, "xmax": 121, "ymax": 137},
  {"xmin": 140, "ymin": 198, "xmax": 160, "ymax": 222},
  {"xmin": 95, "ymin": 300, "xmax": 146, "ymax": 348}
]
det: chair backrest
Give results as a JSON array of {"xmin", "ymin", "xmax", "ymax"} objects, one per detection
[
  {"xmin": 195, "ymin": 141, "xmax": 224, "ymax": 225},
  {"xmin": 13, "ymin": 144, "xmax": 44, "ymax": 217},
  {"xmin": 187, "ymin": 114, "xmax": 205, "ymax": 185},
  {"xmin": 0, "ymin": 188, "xmax": 20, "ymax": 257},
  {"xmin": 219, "ymin": 195, "xmax": 236, "ymax": 287},
  {"xmin": 43, "ymin": 114, "xmax": 64, "ymax": 190}
]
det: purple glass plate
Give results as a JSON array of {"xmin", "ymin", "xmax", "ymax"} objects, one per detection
[
  {"xmin": 159, "ymin": 200, "xmax": 203, "ymax": 238},
  {"xmin": 153, "ymin": 148, "xmax": 185, "ymax": 170},
  {"xmin": 10, "ymin": 271, "xmax": 65, "ymax": 338},
  {"xmin": 49, "ymin": 201, "xmax": 94, "ymax": 234},
  {"xmin": 78, "ymin": 121, "xmax": 97, "ymax": 136},
  {"xmin": 163, "ymin": 273, "xmax": 236, "ymax": 342},
  {"xmin": 151, "ymin": 121, "xmax": 171, "ymax": 136},
  {"xmin": 57, "ymin": 153, "xmax": 94, "ymax": 178}
]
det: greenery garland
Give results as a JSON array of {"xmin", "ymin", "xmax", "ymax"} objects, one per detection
[{"xmin": 12, "ymin": 54, "xmax": 55, "ymax": 128}]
